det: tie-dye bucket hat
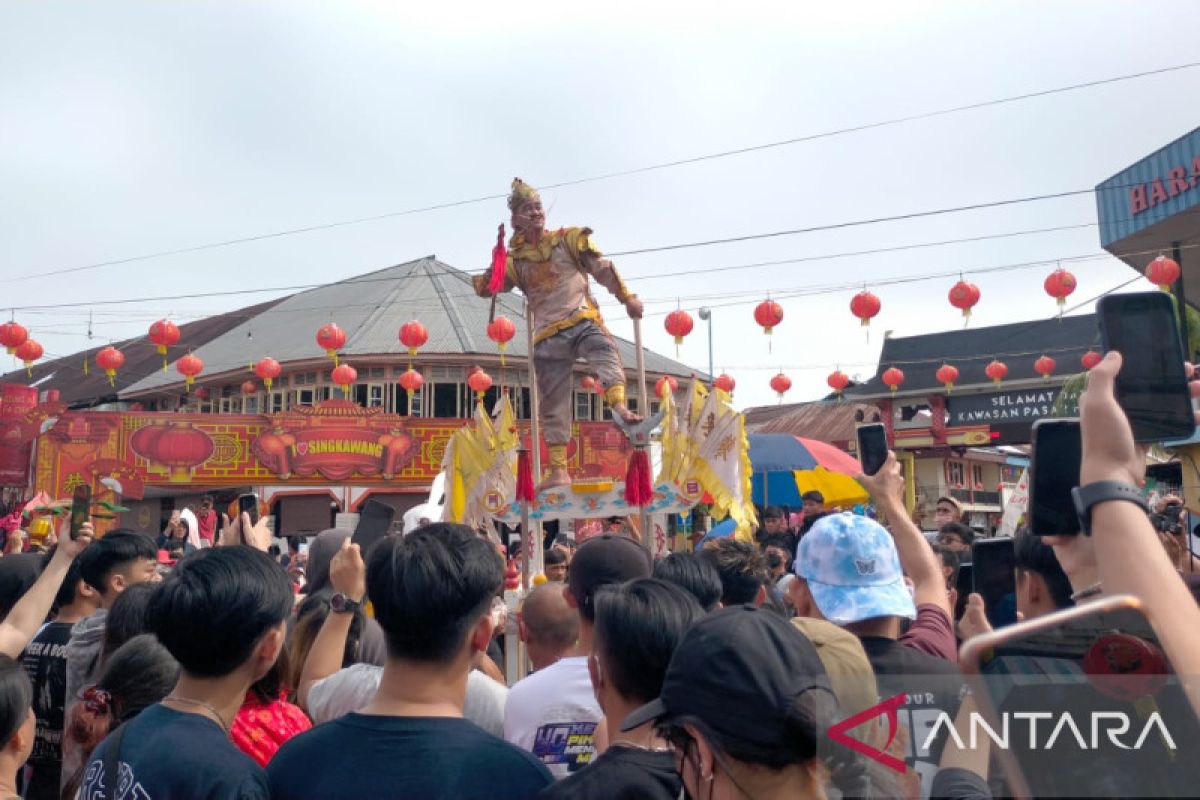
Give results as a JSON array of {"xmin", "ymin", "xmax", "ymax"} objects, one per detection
[{"xmin": 794, "ymin": 512, "xmax": 916, "ymax": 624}]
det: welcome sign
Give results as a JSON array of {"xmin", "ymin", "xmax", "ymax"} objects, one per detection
[{"xmin": 948, "ymin": 388, "xmax": 1070, "ymax": 426}]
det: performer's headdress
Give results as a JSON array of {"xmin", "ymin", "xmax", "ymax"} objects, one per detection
[{"xmin": 507, "ymin": 177, "xmax": 541, "ymax": 212}]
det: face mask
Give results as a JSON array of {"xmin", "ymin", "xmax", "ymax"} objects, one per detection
[{"xmin": 766, "ymin": 552, "xmax": 784, "ymax": 569}]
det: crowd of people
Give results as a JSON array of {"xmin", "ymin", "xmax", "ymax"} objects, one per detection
[{"xmin": 0, "ymin": 355, "xmax": 1193, "ymax": 798}]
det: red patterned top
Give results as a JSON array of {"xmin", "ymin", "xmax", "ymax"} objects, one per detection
[{"xmin": 231, "ymin": 692, "xmax": 313, "ymax": 767}]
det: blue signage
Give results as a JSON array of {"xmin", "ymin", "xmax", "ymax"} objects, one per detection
[{"xmin": 1095, "ymin": 126, "xmax": 1200, "ymax": 249}]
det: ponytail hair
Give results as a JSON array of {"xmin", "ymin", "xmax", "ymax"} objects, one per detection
[
  {"xmin": 63, "ymin": 635, "xmax": 178, "ymax": 798},
  {"xmin": 0, "ymin": 655, "xmax": 31, "ymax": 744}
]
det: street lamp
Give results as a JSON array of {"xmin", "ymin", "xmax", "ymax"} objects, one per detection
[{"xmin": 698, "ymin": 307, "xmax": 714, "ymax": 384}]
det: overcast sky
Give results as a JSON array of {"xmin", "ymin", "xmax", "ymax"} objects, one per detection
[{"xmin": 2, "ymin": 1, "xmax": 1198, "ymax": 409}]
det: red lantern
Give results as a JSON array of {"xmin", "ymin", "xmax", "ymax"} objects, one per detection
[
  {"xmin": 1044, "ymin": 268, "xmax": 1077, "ymax": 309},
  {"xmin": 882, "ymin": 367, "xmax": 905, "ymax": 393},
  {"xmin": 331, "ymin": 363, "xmax": 357, "ymax": 395},
  {"xmin": 467, "ymin": 367, "xmax": 493, "ymax": 400},
  {"xmin": 254, "ymin": 357, "xmax": 282, "ymax": 391},
  {"xmin": 316, "ymin": 322, "xmax": 346, "ymax": 365},
  {"xmin": 714, "ymin": 373, "xmax": 736, "ymax": 394},
  {"xmin": 985, "ymin": 359, "xmax": 1008, "ymax": 387},
  {"xmin": 580, "ymin": 375, "xmax": 597, "ymax": 392},
  {"xmin": 399, "ymin": 368, "xmax": 424, "ymax": 413},
  {"xmin": 486, "ymin": 316, "xmax": 516, "ymax": 366},
  {"xmin": 15, "ymin": 339, "xmax": 42, "ymax": 377},
  {"xmin": 850, "ymin": 291, "xmax": 881, "ymax": 328},
  {"xmin": 1081, "ymin": 350, "xmax": 1103, "ymax": 370},
  {"xmin": 754, "ymin": 300, "xmax": 784, "ymax": 339},
  {"xmin": 148, "ymin": 319, "xmax": 180, "ymax": 371},
  {"xmin": 936, "ymin": 364, "xmax": 959, "ymax": 393},
  {"xmin": 655, "ymin": 375, "xmax": 678, "ymax": 397},
  {"xmin": 399, "ymin": 320, "xmax": 429, "ymax": 358},
  {"xmin": 1034, "ymin": 355, "xmax": 1056, "ymax": 380},
  {"xmin": 664, "ymin": 310, "xmax": 694, "ymax": 353},
  {"xmin": 0, "ymin": 322, "xmax": 28, "ymax": 355},
  {"xmin": 130, "ymin": 421, "xmax": 215, "ymax": 480},
  {"xmin": 194, "ymin": 387, "xmax": 210, "ymax": 402},
  {"xmin": 175, "ymin": 353, "xmax": 204, "ymax": 390},
  {"xmin": 975, "ymin": 482, "xmax": 984, "ymax": 491},
  {"xmin": 769, "ymin": 372, "xmax": 792, "ymax": 400},
  {"xmin": 95, "ymin": 346, "xmax": 125, "ymax": 387},
  {"xmin": 1146, "ymin": 255, "xmax": 1181, "ymax": 291},
  {"xmin": 240, "ymin": 380, "xmax": 258, "ymax": 395},
  {"xmin": 827, "ymin": 370, "xmax": 851, "ymax": 398},
  {"xmin": 948, "ymin": 281, "xmax": 981, "ymax": 321}
]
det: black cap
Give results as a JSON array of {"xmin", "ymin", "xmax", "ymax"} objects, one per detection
[
  {"xmin": 621, "ymin": 605, "xmax": 832, "ymax": 752},
  {"xmin": 567, "ymin": 534, "xmax": 652, "ymax": 615}
]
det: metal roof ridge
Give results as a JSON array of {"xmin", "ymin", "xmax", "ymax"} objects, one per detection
[{"xmin": 426, "ymin": 260, "xmax": 477, "ymax": 353}]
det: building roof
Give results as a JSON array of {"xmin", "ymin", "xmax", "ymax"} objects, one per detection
[
  {"xmin": 846, "ymin": 313, "xmax": 1100, "ymax": 400},
  {"xmin": 122, "ymin": 256, "xmax": 699, "ymax": 396},
  {"xmin": 750, "ymin": 400, "xmax": 880, "ymax": 445},
  {"xmin": 0, "ymin": 299, "xmax": 283, "ymax": 407}
]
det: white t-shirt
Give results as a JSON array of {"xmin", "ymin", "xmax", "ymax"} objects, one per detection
[
  {"xmin": 502, "ymin": 656, "xmax": 602, "ymax": 779},
  {"xmin": 306, "ymin": 663, "xmax": 508, "ymax": 737}
]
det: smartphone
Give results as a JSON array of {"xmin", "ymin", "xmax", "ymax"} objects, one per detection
[
  {"xmin": 238, "ymin": 493, "xmax": 260, "ymax": 526},
  {"xmin": 352, "ymin": 499, "xmax": 395, "ymax": 555},
  {"xmin": 855, "ymin": 423, "xmax": 888, "ymax": 476},
  {"xmin": 69, "ymin": 484, "xmax": 91, "ymax": 540},
  {"xmin": 1097, "ymin": 292, "xmax": 1195, "ymax": 442},
  {"xmin": 953, "ymin": 561, "xmax": 973, "ymax": 622},
  {"xmin": 1029, "ymin": 418, "xmax": 1082, "ymax": 537},
  {"xmin": 971, "ymin": 537, "xmax": 1016, "ymax": 628},
  {"xmin": 961, "ymin": 595, "xmax": 1200, "ymax": 799}
]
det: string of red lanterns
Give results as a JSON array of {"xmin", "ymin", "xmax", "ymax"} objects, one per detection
[
  {"xmin": 1146, "ymin": 254, "xmax": 1181, "ymax": 291},
  {"xmin": 176, "ymin": 353, "xmax": 204, "ymax": 391},
  {"xmin": 827, "ymin": 370, "xmax": 851, "ymax": 398},
  {"xmin": 95, "ymin": 346, "xmax": 125, "ymax": 387},
  {"xmin": 486, "ymin": 316, "xmax": 516, "ymax": 366},
  {"xmin": 664, "ymin": 309, "xmax": 693, "ymax": 357},
  {"xmin": 0, "ymin": 322, "xmax": 28, "ymax": 355},
  {"xmin": 1034, "ymin": 355, "xmax": 1056, "ymax": 380},
  {"xmin": 316, "ymin": 322, "xmax": 346, "ymax": 366},
  {"xmin": 935, "ymin": 363, "xmax": 959, "ymax": 393},
  {"xmin": 850, "ymin": 290, "xmax": 881, "ymax": 328},
  {"xmin": 948, "ymin": 281, "xmax": 980, "ymax": 323},
  {"xmin": 769, "ymin": 372, "xmax": 791, "ymax": 401},
  {"xmin": 1043, "ymin": 268, "xmax": 1077, "ymax": 311},
  {"xmin": 882, "ymin": 367, "xmax": 905, "ymax": 393},
  {"xmin": 399, "ymin": 320, "xmax": 428, "ymax": 359},
  {"xmin": 754, "ymin": 300, "xmax": 784, "ymax": 351},
  {"xmin": 467, "ymin": 367, "xmax": 493, "ymax": 400},
  {"xmin": 254, "ymin": 357, "xmax": 282, "ymax": 391},
  {"xmin": 15, "ymin": 340, "xmax": 42, "ymax": 377},
  {"xmin": 331, "ymin": 363, "xmax": 358, "ymax": 395},
  {"xmin": 985, "ymin": 359, "xmax": 1008, "ymax": 387},
  {"xmin": 147, "ymin": 319, "xmax": 180, "ymax": 371}
]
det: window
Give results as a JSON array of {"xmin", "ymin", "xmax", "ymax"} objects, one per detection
[
  {"xmin": 432, "ymin": 382, "xmax": 463, "ymax": 418},
  {"xmin": 946, "ymin": 461, "xmax": 965, "ymax": 486},
  {"xmin": 396, "ymin": 383, "xmax": 424, "ymax": 416},
  {"xmin": 971, "ymin": 464, "xmax": 984, "ymax": 489},
  {"xmin": 353, "ymin": 383, "xmax": 386, "ymax": 408},
  {"xmin": 244, "ymin": 396, "xmax": 260, "ymax": 414},
  {"xmin": 296, "ymin": 388, "xmax": 317, "ymax": 406},
  {"xmin": 293, "ymin": 372, "xmax": 318, "ymax": 386},
  {"xmin": 219, "ymin": 397, "xmax": 241, "ymax": 414},
  {"xmin": 270, "ymin": 391, "xmax": 288, "ymax": 413},
  {"xmin": 575, "ymin": 392, "xmax": 594, "ymax": 421}
]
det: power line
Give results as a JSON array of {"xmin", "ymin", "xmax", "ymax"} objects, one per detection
[{"xmin": 3, "ymin": 60, "xmax": 1196, "ymax": 285}]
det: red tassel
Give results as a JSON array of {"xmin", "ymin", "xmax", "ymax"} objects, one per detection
[
  {"xmin": 516, "ymin": 448, "xmax": 535, "ymax": 503},
  {"xmin": 624, "ymin": 449, "xmax": 653, "ymax": 507},
  {"xmin": 488, "ymin": 224, "xmax": 508, "ymax": 295}
]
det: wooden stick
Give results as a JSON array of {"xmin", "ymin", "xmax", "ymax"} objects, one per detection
[
  {"xmin": 633, "ymin": 317, "xmax": 652, "ymax": 556},
  {"xmin": 525, "ymin": 300, "xmax": 544, "ymax": 577}
]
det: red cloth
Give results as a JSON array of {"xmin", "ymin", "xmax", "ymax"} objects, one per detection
[
  {"xmin": 231, "ymin": 693, "xmax": 312, "ymax": 767},
  {"xmin": 196, "ymin": 509, "xmax": 217, "ymax": 544}
]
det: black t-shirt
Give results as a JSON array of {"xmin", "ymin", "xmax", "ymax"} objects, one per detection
[
  {"xmin": 82, "ymin": 704, "xmax": 268, "ymax": 799},
  {"xmin": 860, "ymin": 637, "xmax": 964, "ymax": 797},
  {"xmin": 267, "ymin": 714, "xmax": 554, "ymax": 800},
  {"xmin": 21, "ymin": 620, "xmax": 72, "ymax": 800},
  {"xmin": 536, "ymin": 745, "xmax": 679, "ymax": 800}
]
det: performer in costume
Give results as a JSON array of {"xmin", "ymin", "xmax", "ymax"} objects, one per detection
[{"xmin": 475, "ymin": 178, "xmax": 644, "ymax": 490}]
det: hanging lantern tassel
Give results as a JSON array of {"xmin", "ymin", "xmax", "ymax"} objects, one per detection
[
  {"xmin": 157, "ymin": 346, "xmax": 169, "ymax": 372},
  {"xmin": 83, "ymin": 358, "xmax": 89, "ymax": 377},
  {"xmin": 515, "ymin": 449, "xmax": 535, "ymax": 503},
  {"xmin": 105, "ymin": 369, "xmax": 117, "ymax": 387},
  {"xmin": 624, "ymin": 449, "xmax": 653, "ymax": 507},
  {"xmin": 184, "ymin": 375, "xmax": 194, "ymax": 391}
]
